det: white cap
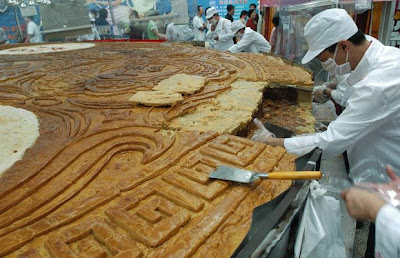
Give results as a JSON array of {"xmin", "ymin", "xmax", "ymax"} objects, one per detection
[
  {"xmin": 89, "ymin": 13, "xmax": 95, "ymax": 22},
  {"xmin": 205, "ymin": 7, "xmax": 217, "ymax": 19},
  {"xmin": 231, "ymin": 20, "xmax": 245, "ymax": 33},
  {"xmin": 301, "ymin": 8, "xmax": 358, "ymax": 64}
]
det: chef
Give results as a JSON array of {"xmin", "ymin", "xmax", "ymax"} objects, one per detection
[
  {"xmin": 252, "ymin": 8, "xmax": 400, "ymax": 177},
  {"xmin": 228, "ymin": 21, "xmax": 271, "ymax": 54},
  {"xmin": 205, "ymin": 7, "xmax": 234, "ymax": 51}
]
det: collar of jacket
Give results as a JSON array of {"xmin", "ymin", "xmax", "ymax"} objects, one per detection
[{"xmin": 347, "ymin": 36, "xmax": 383, "ymax": 86}]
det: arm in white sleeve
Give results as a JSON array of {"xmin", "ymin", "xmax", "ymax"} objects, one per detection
[
  {"xmin": 315, "ymin": 85, "xmax": 391, "ymax": 157},
  {"xmin": 284, "ymin": 135, "xmax": 317, "ymax": 156},
  {"xmin": 330, "ymin": 74, "xmax": 351, "ymax": 107},
  {"xmin": 375, "ymin": 204, "xmax": 400, "ymax": 257},
  {"xmin": 285, "ymin": 84, "xmax": 392, "ymax": 157},
  {"xmin": 228, "ymin": 33, "xmax": 255, "ymax": 53},
  {"xmin": 330, "ymin": 89, "xmax": 345, "ymax": 106}
]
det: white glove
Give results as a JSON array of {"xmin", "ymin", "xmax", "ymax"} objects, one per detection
[
  {"xmin": 313, "ymin": 82, "xmax": 338, "ymax": 103},
  {"xmin": 251, "ymin": 119, "xmax": 275, "ymax": 143},
  {"xmin": 313, "ymin": 85, "xmax": 329, "ymax": 103},
  {"xmin": 325, "ymin": 81, "xmax": 337, "ymax": 90}
]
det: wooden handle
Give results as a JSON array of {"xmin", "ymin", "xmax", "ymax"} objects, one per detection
[{"xmin": 267, "ymin": 171, "xmax": 322, "ymax": 180}]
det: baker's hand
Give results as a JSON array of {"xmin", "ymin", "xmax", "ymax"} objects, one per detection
[
  {"xmin": 341, "ymin": 187, "xmax": 387, "ymax": 221},
  {"xmin": 251, "ymin": 119, "xmax": 275, "ymax": 144},
  {"xmin": 362, "ymin": 166, "xmax": 400, "ymax": 206},
  {"xmin": 325, "ymin": 81, "xmax": 337, "ymax": 90},
  {"xmin": 313, "ymin": 85, "xmax": 329, "ymax": 103}
]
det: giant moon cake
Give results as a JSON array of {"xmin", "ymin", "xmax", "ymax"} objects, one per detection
[{"xmin": 0, "ymin": 42, "xmax": 313, "ymax": 257}]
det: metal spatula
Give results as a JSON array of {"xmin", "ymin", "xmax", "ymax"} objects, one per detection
[{"xmin": 209, "ymin": 165, "xmax": 322, "ymax": 183}]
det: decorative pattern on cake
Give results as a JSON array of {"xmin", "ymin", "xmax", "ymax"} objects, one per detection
[{"xmin": 0, "ymin": 42, "xmax": 312, "ymax": 257}]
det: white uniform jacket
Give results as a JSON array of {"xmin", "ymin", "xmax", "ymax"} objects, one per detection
[
  {"xmin": 375, "ymin": 204, "xmax": 400, "ymax": 257},
  {"xmin": 228, "ymin": 27, "xmax": 271, "ymax": 54},
  {"xmin": 193, "ymin": 15, "xmax": 205, "ymax": 41},
  {"xmin": 27, "ymin": 21, "xmax": 43, "ymax": 43},
  {"xmin": 284, "ymin": 38, "xmax": 400, "ymax": 176},
  {"xmin": 205, "ymin": 17, "xmax": 233, "ymax": 51}
]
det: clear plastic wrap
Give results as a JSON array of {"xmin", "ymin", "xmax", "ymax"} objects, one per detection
[{"xmin": 360, "ymin": 165, "xmax": 400, "ymax": 207}]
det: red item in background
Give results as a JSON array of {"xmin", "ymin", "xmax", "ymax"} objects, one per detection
[
  {"xmin": 93, "ymin": 39, "xmax": 167, "ymax": 43},
  {"xmin": 246, "ymin": 18, "xmax": 257, "ymax": 31}
]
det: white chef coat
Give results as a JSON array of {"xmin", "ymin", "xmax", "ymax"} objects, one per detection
[
  {"xmin": 166, "ymin": 23, "xmax": 194, "ymax": 41},
  {"xmin": 330, "ymin": 36, "xmax": 377, "ymax": 107},
  {"xmin": 27, "ymin": 21, "xmax": 43, "ymax": 43},
  {"xmin": 205, "ymin": 17, "xmax": 233, "ymax": 51},
  {"xmin": 375, "ymin": 204, "xmax": 400, "ymax": 257},
  {"xmin": 228, "ymin": 27, "xmax": 271, "ymax": 54},
  {"xmin": 193, "ymin": 15, "xmax": 205, "ymax": 41},
  {"xmin": 285, "ymin": 38, "xmax": 400, "ymax": 176}
]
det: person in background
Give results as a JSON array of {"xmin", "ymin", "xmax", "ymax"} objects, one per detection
[
  {"xmin": 23, "ymin": 16, "xmax": 43, "ymax": 43},
  {"xmin": 249, "ymin": 3, "xmax": 260, "ymax": 32},
  {"xmin": 0, "ymin": 27, "xmax": 8, "ymax": 44},
  {"xmin": 77, "ymin": 12, "xmax": 101, "ymax": 41},
  {"xmin": 148, "ymin": 20, "xmax": 166, "ymax": 40},
  {"xmin": 128, "ymin": 10, "xmax": 143, "ymax": 39},
  {"xmin": 193, "ymin": 5, "xmax": 206, "ymax": 41},
  {"xmin": 225, "ymin": 4, "xmax": 234, "ymax": 22},
  {"xmin": 270, "ymin": 13, "xmax": 284, "ymax": 55},
  {"xmin": 95, "ymin": 9, "xmax": 110, "ymax": 26},
  {"xmin": 228, "ymin": 20, "xmax": 271, "ymax": 54},
  {"xmin": 239, "ymin": 10, "xmax": 248, "ymax": 25},
  {"xmin": 205, "ymin": 7, "xmax": 233, "ymax": 51},
  {"xmin": 341, "ymin": 166, "xmax": 400, "ymax": 257},
  {"xmin": 90, "ymin": 11, "xmax": 101, "ymax": 40},
  {"xmin": 246, "ymin": 9, "xmax": 257, "ymax": 31},
  {"xmin": 166, "ymin": 22, "xmax": 178, "ymax": 41}
]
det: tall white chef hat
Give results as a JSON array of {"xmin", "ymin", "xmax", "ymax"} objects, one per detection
[
  {"xmin": 231, "ymin": 20, "xmax": 245, "ymax": 34},
  {"xmin": 205, "ymin": 7, "xmax": 218, "ymax": 19},
  {"xmin": 301, "ymin": 8, "xmax": 358, "ymax": 64}
]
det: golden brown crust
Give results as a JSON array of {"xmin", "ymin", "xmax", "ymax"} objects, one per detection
[{"xmin": 0, "ymin": 42, "xmax": 313, "ymax": 257}]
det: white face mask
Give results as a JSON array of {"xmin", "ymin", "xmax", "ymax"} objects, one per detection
[
  {"xmin": 209, "ymin": 18, "xmax": 218, "ymax": 26},
  {"xmin": 321, "ymin": 44, "xmax": 352, "ymax": 75},
  {"xmin": 235, "ymin": 32, "xmax": 244, "ymax": 38}
]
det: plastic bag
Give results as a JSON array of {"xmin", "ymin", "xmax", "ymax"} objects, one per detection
[
  {"xmin": 294, "ymin": 180, "xmax": 346, "ymax": 258},
  {"xmin": 359, "ymin": 165, "xmax": 400, "ymax": 207}
]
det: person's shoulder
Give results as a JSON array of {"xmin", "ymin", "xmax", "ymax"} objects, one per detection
[{"xmin": 219, "ymin": 17, "xmax": 228, "ymax": 24}]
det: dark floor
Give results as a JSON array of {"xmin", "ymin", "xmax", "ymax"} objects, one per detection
[{"xmin": 354, "ymin": 222, "xmax": 370, "ymax": 258}]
